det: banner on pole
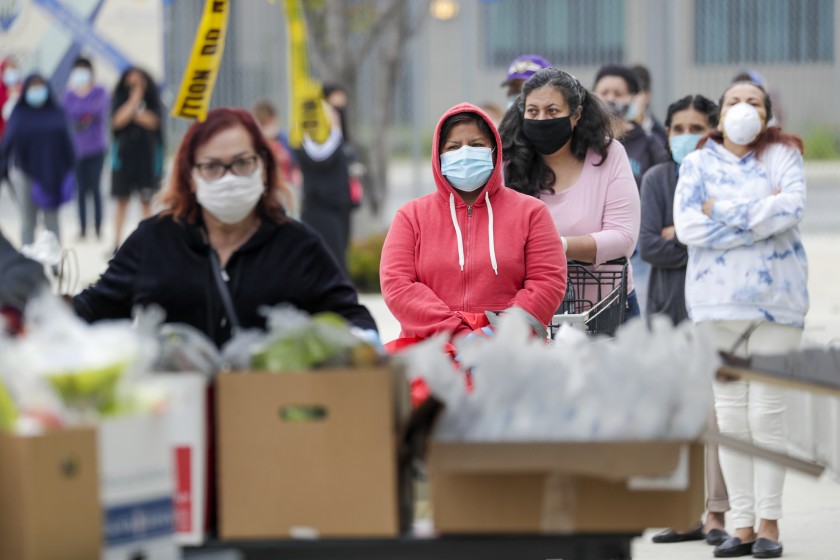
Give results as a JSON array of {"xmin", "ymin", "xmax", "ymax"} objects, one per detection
[
  {"xmin": 284, "ymin": 0, "xmax": 331, "ymax": 147},
  {"xmin": 171, "ymin": 0, "xmax": 229, "ymax": 121}
]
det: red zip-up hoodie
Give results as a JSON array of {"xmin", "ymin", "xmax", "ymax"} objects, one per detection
[{"xmin": 380, "ymin": 103, "xmax": 567, "ymax": 340}]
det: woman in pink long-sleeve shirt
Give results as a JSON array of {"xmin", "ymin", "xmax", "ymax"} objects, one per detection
[{"xmin": 499, "ymin": 67, "xmax": 642, "ymax": 320}]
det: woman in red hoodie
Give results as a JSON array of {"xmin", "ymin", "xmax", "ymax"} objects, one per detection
[{"xmin": 380, "ymin": 103, "xmax": 567, "ymax": 341}]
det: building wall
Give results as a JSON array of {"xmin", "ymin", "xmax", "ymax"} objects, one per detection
[{"xmin": 419, "ymin": 0, "xmax": 838, "ymax": 136}]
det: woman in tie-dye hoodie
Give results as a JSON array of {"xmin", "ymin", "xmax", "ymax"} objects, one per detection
[{"xmin": 673, "ymin": 81, "xmax": 806, "ymax": 559}]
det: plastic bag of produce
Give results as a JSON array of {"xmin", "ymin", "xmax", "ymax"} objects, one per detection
[{"xmin": 0, "ymin": 294, "xmax": 156, "ymax": 422}]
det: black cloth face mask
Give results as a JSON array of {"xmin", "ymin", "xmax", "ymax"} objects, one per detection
[{"xmin": 522, "ymin": 116, "xmax": 573, "ymax": 155}]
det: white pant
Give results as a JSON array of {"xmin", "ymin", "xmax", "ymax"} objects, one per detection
[{"xmin": 704, "ymin": 320, "xmax": 802, "ymax": 529}]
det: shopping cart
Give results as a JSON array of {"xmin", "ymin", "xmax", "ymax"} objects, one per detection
[{"xmin": 549, "ymin": 257, "xmax": 629, "ymax": 338}]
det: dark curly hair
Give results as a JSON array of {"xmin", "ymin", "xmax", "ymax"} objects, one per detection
[
  {"xmin": 664, "ymin": 94, "xmax": 718, "ymax": 129},
  {"xmin": 499, "ymin": 67, "xmax": 615, "ymax": 197}
]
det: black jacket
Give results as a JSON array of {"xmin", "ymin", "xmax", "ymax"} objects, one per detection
[
  {"xmin": 638, "ymin": 161, "xmax": 688, "ymax": 324},
  {"xmin": 0, "ymin": 230, "xmax": 48, "ymax": 310},
  {"xmin": 620, "ymin": 123, "xmax": 671, "ymax": 189},
  {"xmin": 73, "ymin": 215, "xmax": 377, "ymax": 347}
]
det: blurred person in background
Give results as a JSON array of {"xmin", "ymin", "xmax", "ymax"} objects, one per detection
[
  {"xmin": 295, "ymin": 83, "xmax": 358, "ymax": 272},
  {"xmin": 593, "ymin": 64, "xmax": 670, "ymax": 189},
  {"xmin": 499, "ymin": 67, "xmax": 642, "ymax": 321},
  {"xmin": 0, "ymin": 74, "xmax": 76, "ymax": 245},
  {"xmin": 1, "ymin": 58, "xmax": 23, "ymax": 129},
  {"xmin": 629, "ymin": 64, "xmax": 668, "ymax": 146},
  {"xmin": 593, "ymin": 64, "xmax": 670, "ymax": 314},
  {"xmin": 674, "ymin": 81, "xmax": 807, "ymax": 559},
  {"xmin": 478, "ymin": 101, "xmax": 503, "ymax": 127},
  {"xmin": 252, "ymin": 99, "xmax": 300, "ymax": 216},
  {"xmin": 642, "ymin": 94, "xmax": 731, "ymax": 547},
  {"xmin": 74, "ymin": 108, "xmax": 376, "ymax": 347},
  {"xmin": 501, "ymin": 54, "xmax": 550, "ymax": 109},
  {"xmin": 64, "ymin": 56, "xmax": 109, "ymax": 241},
  {"xmin": 110, "ymin": 67, "xmax": 164, "ymax": 251},
  {"xmin": 380, "ymin": 103, "xmax": 566, "ymax": 343}
]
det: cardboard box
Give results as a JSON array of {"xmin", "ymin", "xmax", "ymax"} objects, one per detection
[
  {"xmin": 0, "ymin": 427, "xmax": 101, "ymax": 560},
  {"xmin": 100, "ymin": 413, "xmax": 180, "ymax": 559},
  {"xmin": 216, "ymin": 367, "xmax": 408, "ymax": 539},
  {"xmin": 428, "ymin": 440, "xmax": 704, "ymax": 534},
  {"xmin": 145, "ymin": 374, "xmax": 209, "ymax": 546}
]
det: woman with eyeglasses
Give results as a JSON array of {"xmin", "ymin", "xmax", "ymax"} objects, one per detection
[
  {"xmin": 74, "ymin": 108, "xmax": 377, "ymax": 347},
  {"xmin": 379, "ymin": 103, "xmax": 566, "ymax": 342}
]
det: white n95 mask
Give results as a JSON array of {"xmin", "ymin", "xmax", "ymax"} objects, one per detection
[{"xmin": 722, "ymin": 102, "xmax": 763, "ymax": 146}]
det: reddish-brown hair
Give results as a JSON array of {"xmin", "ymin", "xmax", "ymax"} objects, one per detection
[
  {"xmin": 160, "ymin": 108, "xmax": 289, "ymax": 223},
  {"xmin": 698, "ymin": 81, "xmax": 804, "ymax": 158}
]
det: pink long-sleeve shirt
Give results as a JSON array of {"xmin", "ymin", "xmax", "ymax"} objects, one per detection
[{"xmin": 538, "ymin": 140, "xmax": 641, "ymax": 294}]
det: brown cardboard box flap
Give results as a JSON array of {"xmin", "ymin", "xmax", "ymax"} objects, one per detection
[
  {"xmin": 428, "ymin": 440, "xmax": 687, "ymax": 480},
  {"xmin": 0, "ymin": 427, "xmax": 101, "ymax": 560}
]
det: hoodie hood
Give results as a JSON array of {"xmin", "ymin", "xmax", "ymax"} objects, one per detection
[{"xmin": 432, "ymin": 102, "xmax": 504, "ymax": 206}]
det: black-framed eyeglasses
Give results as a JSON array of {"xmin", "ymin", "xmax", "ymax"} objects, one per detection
[{"xmin": 194, "ymin": 155, "xmax": 259, "ymax": 181}]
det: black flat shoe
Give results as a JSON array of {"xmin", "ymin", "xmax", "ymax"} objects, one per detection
[
  {"xmin": 714, "ymin": 536, "xmax": 755, "ymax": 557},
  {"xmin": 652, "ymin": 525, "xmax": 705, "ymax": 543},
  {"xmin": 752, "ymin": 538, "xmax": 783, "ymax": 558},
  {"xmin": 706, "ymin": 528, "xmax": 730, "ymax": 546}
]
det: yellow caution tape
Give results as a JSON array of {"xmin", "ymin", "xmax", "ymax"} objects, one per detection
[
  {"xmin": 171, "ymin": 0, "xmax": 230, "ymax": 121},
  {"xmin": 284, "ymin": 0, "xmax": 331, "ymax": 147}
]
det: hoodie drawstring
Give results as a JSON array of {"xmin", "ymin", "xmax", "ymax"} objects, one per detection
[
  {"xmin": 449, "ymin": 193, "xmax": 465, "ymax": 271},
  {"xmin": 449, "ymin": 192, "xmax": 498, "ymax": 275},
  {"xmin": 486, "ymin": 191, "xmax": 498, "ymax": 275}
]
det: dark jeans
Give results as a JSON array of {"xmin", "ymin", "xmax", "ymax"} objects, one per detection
[
  {"xmin": 76, "ymin": 152, "xmax": 106, "ymax": 237},
  {"xmin": 624, "ymin": 290, "xmax": 641, "ymax": 322}
]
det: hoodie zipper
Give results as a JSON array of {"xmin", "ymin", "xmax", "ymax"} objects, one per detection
[{"xmin": 463, "ymin": 205, "xmax": 473, "ymax": 309}]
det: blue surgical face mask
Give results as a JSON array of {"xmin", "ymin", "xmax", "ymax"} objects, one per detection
[
  {"xmin": 25, "ymin": 85, "xmax": 49, "ymax": 108},
  {"xmin": 68, "ymin": 68, "xmax": 92, "ymax": 90},
  {"xmin": 440, "ymin": 145, "xmax": 494, "ymax": 192},
  {"xmin": 669, "ymin": 133, "xmax": 703, "ymax": 165},
  {"xmin": 3, "ymin": 68, "xmax": 20, "ymax": 87}
]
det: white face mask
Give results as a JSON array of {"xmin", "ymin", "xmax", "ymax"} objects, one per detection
[
  {"xmin": 194, "ymin": 163, "xmax": 265, "ymax": 224},
  {"xmin": 722, "ymin": 102, "xmax": 763, "ymax": 146},
  {"xmin": 69, "ymin": 68, "xmax": 92, "ymax": 90},
  {"xmin": 3, "ymin": 67, "xmax": 20, "ymax": 87}
]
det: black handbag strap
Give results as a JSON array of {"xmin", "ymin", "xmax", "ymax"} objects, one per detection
[{"xmin": 209, "ymin": 249, "xmax": 241, "ymax": 332}]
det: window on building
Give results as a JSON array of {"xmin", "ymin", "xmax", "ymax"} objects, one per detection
[
  {"xmin": 695, "ymin": 0, "xmax": 834, "ymax": 64},
  {"xmin": 482, "ymin": 0, "xmax": 624, "ymax": 67}
]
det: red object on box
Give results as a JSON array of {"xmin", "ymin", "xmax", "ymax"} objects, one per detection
[{"xmin": 174, "ymin": 447, "xmax": 193, "ymax": 533}]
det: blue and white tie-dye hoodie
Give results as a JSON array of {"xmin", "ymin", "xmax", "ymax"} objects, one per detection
[{"xmin": 673, "ymin": 139, "xmax": 808, "ymax": 327}]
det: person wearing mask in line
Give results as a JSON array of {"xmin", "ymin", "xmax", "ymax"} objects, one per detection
[
  {"xmin": 731, "ymin": 69, "xmax": 782, "ymax": 128},
  {"xmin": 0, "ymin": 229, "xmax": 49, "ymax": 335},
  {"xmin": 1, "ymin": 58, "xmax": 23, "ymax": 128},
  {"xmin": 629, "ymin": 64, "xmax": 668, "ymax": 147},
  {"xmin": 593, "ymin": 64, "xmax": 670, "ymax": 314},
  {"xmin": 674, "ymin": 81, "xmax": 808, "ymax": 559},
  {"xmin": 0, "ymin": 74, "xmax": 76, "ymax": 245},
  {"xmin": 63, "ymin": 57, "xmax": 110, "ymax": 241},
  {"xmin": 380, "ymin": 103, "xmax": 566, "ymax": 342},
  {"xmin": 296, "ymin": 84, "xmax": 358, "ymax": 272},
  {"xmin": 642, "ymin": 95, "xmax": 731, "ymax": 548},
  {"xmin": 110, "ymin": 67, "xmax": 164, "ymax": 251},
  {"xmin": 252, "ymin": 98, "xmax": 301, "ymax": 216},
  {"xmin": 499, "ymin": 67, "xmax": 642, "ymax": 320},
  {"xmin": 74, "ymin": 108, "xmax": 377, "ymax": 348},
  {"xmin": 501, "ymin": 54, "xmax": 551, "ymax": 109},
  {"xmin": 592, "ymin": 64, "xmax": 670, "ymax": 188}
]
